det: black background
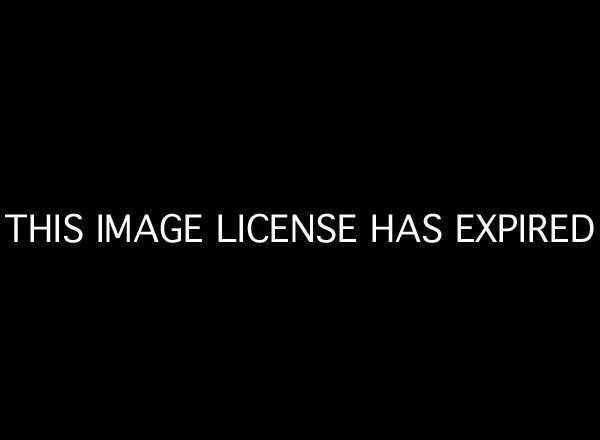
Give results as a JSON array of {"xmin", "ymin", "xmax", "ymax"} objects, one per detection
[{"xmin": 1, "ymin": 6, "xmax": 597, "ymax": 434}]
